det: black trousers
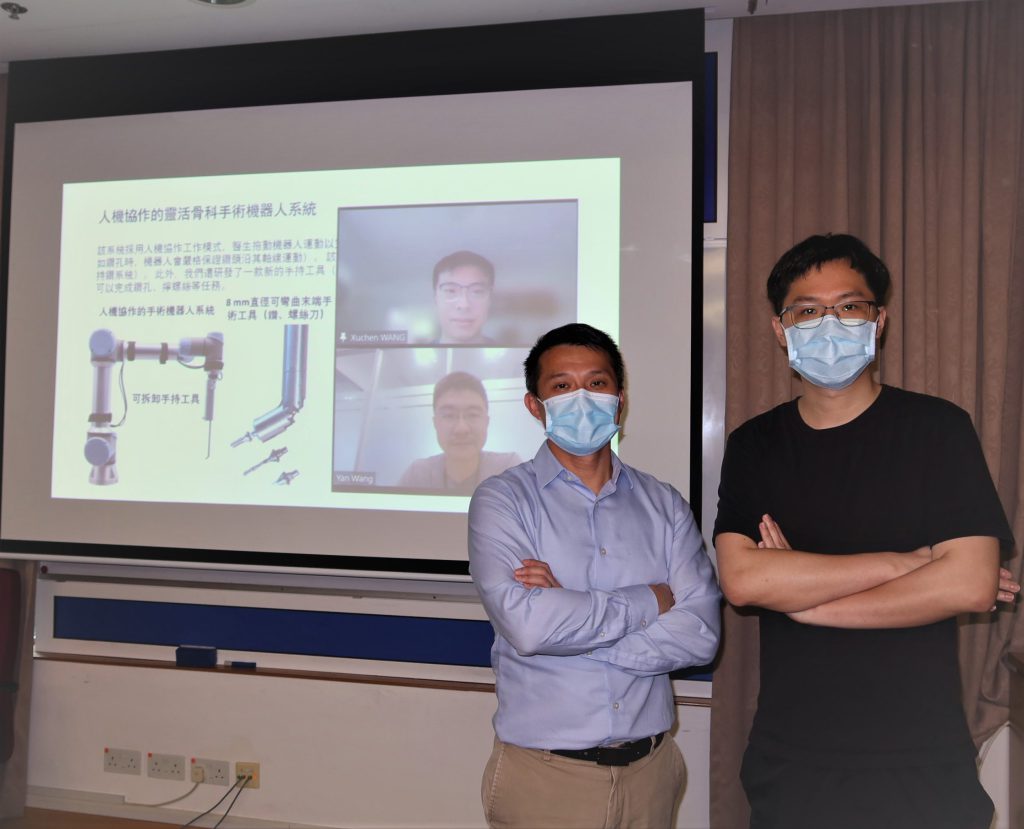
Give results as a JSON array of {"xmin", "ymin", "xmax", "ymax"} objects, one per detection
[{"xmin": 740, "ymin": 743, "xmax": 994, "ymax": 829}]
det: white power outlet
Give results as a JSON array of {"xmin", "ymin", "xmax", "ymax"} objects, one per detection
[
  {"xmin": 147, "ymin": 752, "xmax": 186, "ymax": 781},
  {"xmin": 235, "ymin": 761, "xmax": 260, "ymax": 789},
  {"xmin": 191, "ymin": 757, "xmax": 231, "ymax": 786},
  {"xmin": 104, "ymin": 747, "xmax": 141, "ymax": 775}
]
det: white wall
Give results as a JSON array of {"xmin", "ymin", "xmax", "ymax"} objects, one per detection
[
  {"xmin": 27, "ymin": 659, "xmax": 713, "ymax": 828},
  {"xmin": 701, "ymin": 21, "xmax": 731, "ymax": 564},
  {"xmin": 980, "ymin": 725, "xmax": 1012, "ymax": 829}
]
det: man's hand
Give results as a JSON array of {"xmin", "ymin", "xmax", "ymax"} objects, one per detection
[
  {"xmin": 992, "ymin": 567, "xmax": 1020, "ymax": 610},
  {"xmin": 514, "ymin": 558, "xmax": 676, "ymax": 617},
  {"xmin": 789, "ymin": 550, "xmax": 1017, "ymax": 628},
  {"xmin": 758, "ymin": 514, "xmax": 933, "ymax": 576},
  {"xmin": 756, "ymin": 514, "xmax": 792, "ymax": 550},
  {"xmin": 759, "ymin": 514, "xmax": 1020, "ymax": 612},
  {"xmin": 757, "ymin": 509, "xmax": 1019, "ymax": 614},
  {"xmin": 514, "ymin": 558, "xmax": 562, "ymax": 588},
  {"xmin": 649, "ymin": 583, "xmax": 675, "ymax": 614}
]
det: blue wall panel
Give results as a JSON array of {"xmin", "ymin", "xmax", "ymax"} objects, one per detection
[{"xmin": 53, "ymin": 596, "xmax": 712, "ymax": 679}]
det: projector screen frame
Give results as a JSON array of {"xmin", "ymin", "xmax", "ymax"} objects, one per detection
[{"xmin": 1, "ymin": 10, "xmax": 706, "ymax": 576}]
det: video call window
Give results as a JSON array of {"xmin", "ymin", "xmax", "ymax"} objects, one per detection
[
  {"xmin": 335, "ymin": 200, "xmax": 578, "ymax": 348},
  {"xmin": 333, "ymin": 348, "xmax": 537, "ymax": 495}
]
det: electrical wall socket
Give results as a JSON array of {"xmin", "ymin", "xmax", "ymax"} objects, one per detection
[
  {"xmin": 235, "ymin": 761, "xmax": 260, "ymax": 789},
  {"xmin": 147, "ymin": 752, "xmax": 186, "ymax": 781},
  {"xmin": 191, "ymin": 757, "xmax": 231, "ymax": 786},
  {"xmin": 104, "ymin": 747, "xmax": 141, "ymax": 775}
]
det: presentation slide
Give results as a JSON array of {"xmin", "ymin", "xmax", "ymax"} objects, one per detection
[
  {"xmin": 3, "ymin": 81, "xmax": 692, "ymax": 566},
  {"xmin": 50, "ymin": 161, "xmax": 617, "ymax": 514}
]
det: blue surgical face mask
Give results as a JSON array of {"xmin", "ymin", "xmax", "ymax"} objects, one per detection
[
  {"xmin": 784, "ymin": 316, "xmax": 877, "ymax": 391},
  {"xmin": 540, "ymin": 388, "xmax": 620, "ymax": 456}
]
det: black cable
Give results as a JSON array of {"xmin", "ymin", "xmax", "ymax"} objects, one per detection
[
  {"xmin": 211, "ymin": 775, "xmax": 251, "ymax": 828},
  {"xmin": 112, "ymin": 359, "xmax": 128, "ymax": 427},
  {"xmin": 178, "ymin": 775, "xmax": 243, "ymax": 828}
]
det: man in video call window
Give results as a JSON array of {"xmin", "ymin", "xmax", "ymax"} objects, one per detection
[
  {"xmin": 433, "ymin": 250, "xmax": 496, "ymax": 345},
  {"xmin": 398, "ymin": 371, "xmax": 521, "ymax": 495}
]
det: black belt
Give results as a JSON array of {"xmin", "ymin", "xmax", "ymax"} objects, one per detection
[{"xmin": 551, "ymin": 732, "xmax": 665, "ymax": 766}]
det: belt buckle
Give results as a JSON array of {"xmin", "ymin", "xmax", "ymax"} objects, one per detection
[{"xmin": 595, "ymin": 746, "xmax": 632, "ymax": 766}]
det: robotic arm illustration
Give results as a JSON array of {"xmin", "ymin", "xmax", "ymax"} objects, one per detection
[
  {"xmin": 84, "ymin": 328, "xmax": 224, "ymax": 485},
  {"xmin": 231, "ymin": 324, "xmax": 308, "ymax": 447}
]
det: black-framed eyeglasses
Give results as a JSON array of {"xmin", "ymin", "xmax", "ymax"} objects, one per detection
[
  {"xmin": 436, "ymin": 282, "xmax": 491, "ymax": 303},
  {"xmin": 779, "ymin": 300, "xmax": 878, "ymax": 330},
  {"xmin": 434, "ymin": 407, "xmax": 487, "ymax": 427}
]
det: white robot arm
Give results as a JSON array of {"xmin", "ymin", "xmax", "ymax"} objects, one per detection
[{"xmin": 84, "ymin": 328, "xmax": 224, "ymax": 485}]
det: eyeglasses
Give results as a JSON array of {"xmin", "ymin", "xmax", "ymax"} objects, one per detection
[
  {"xmin": 435, "ymin": 408, "xmax": 487, "ymax": 427},
  {"xmin": 437, "ymin": 282, "xmax": 491, "ymax": 303},
  {"xmin": 779, "ymin": 300, "xmax": 878, "ymax": 329}
]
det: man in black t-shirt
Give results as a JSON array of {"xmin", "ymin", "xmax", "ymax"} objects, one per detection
[{"xmin": 714, "ymin": 234, "xmax": 1017, "ymax": 829}]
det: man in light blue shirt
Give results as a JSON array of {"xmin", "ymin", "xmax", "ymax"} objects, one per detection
[{"xmin": 469, "ymin": 323, "xmax": 721, "ymax": 828}]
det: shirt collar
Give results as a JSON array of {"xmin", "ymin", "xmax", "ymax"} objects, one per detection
[{"xmin": 532, "ymin": 441, "xmax": 635, "ymax": 490}]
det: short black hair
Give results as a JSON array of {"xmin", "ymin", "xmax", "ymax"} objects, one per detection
[
  {"xmin": 432, "ymin": 250, "xmax": 495, "ymax": 289},
  {"xmin": 433, "ymin": 371, "xmax": 488, "ymax": 410},
  {"xmin": 766, "ymin": 233, "xmax": 892, "ymax": 314},
  {"xmin": 523, "ymin": 323, "xmax": 625, "ymax": 397}
]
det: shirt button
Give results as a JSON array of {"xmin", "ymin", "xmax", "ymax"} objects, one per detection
[
  {"xmin": 600, "ymin": 548, "xmax": 608, "ymax": 556},
  {"xmin": 599, "ymin": 630, "xmax": 605, "ymax": 637},
  {"xmin": 641, "ymin": 619, "xmax": 648, "ymax": 628},
  {"xmin": 613, "ymin": 702, "xmax": 620, "ymax": 710}
]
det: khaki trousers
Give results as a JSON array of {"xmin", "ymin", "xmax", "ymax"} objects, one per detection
[{"xmin": 481, "ymin": 734, "xmax": 685, "ymax": 829}]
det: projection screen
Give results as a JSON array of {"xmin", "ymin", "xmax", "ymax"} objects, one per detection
[{"xmin": 0, "ymin": 14, "xmax": 702, "ymax": 574}]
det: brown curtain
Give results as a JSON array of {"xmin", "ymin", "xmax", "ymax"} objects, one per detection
[
  {"xmin": 711, "ymin": 2, "xmax": 1024, "ymax": 827},
  {"xmin": 0, "ymin": 71, "xmax": 40, "ymax": 820}
]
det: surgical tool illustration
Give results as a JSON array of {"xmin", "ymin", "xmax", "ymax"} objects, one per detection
[
  {"xmin": 243, "ymin": 446, "xmax": 288, "ymax": 476},
  {"xmin": 231, "ymin": 324, "xmax": 308, "ymax": 447},
  {"xmin": 84, "ymin": 328, "xmax": 225, "ymax": 485},
  {"xmin": 275, "ymin": 469, "xmax": 300, "ymax": 486}
]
